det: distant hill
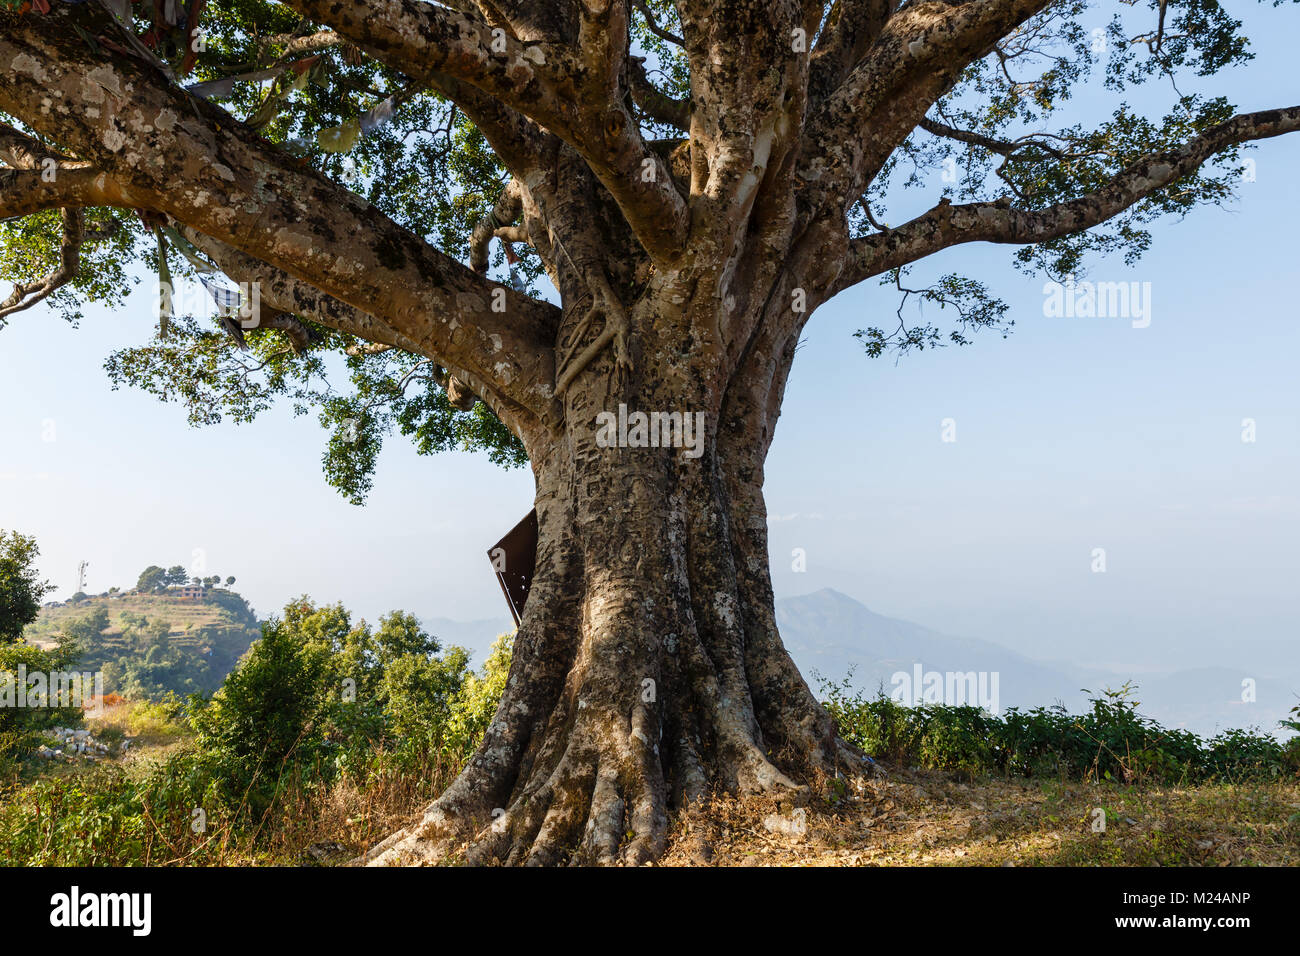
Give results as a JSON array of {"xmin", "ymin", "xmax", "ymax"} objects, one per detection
[
  {"xmin": 776, "ymin": 588, "xmax": 1090, "ymax": 712},
  {"xmin": 775, "ymin": 588, "xmax": 1296, "ymax": 740},
  {"xmin": 24, "ymin": 587, "xmax": 262, "ymax": 699},
  {"xmin": 387, "ymin": 589, "xmax": 1297, "ymax": 739}
]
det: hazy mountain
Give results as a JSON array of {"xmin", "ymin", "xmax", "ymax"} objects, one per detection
[
  {"xmin": 775, "ymin": 588, "xmax": 1090, "ymax": 713},
  {"xmin": 417, "ymin": 589, "xmax": 1294, "ymax": 737},
  {"xmin": 1132, "ymin": 667, "xmax": 1297, "ymax": 738},
  {"xmin": 774, "ymin": 588, "xmax": 1296, "ymax": 739}
]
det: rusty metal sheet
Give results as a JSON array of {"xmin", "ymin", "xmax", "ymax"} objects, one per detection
[{"xmin": 488, "ymin": 509, "xmax": 538, "ymax": 625}]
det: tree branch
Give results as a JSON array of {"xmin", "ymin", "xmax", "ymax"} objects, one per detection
[
  {"xmin": 833, "ymin": 106, "xmax": 1300, "ymax": 294},
  {"xmin": 629, "ymin": 57, "xmax": 689, "ymax": 131},
  {"xmin": 0, "ymin": 207, "xmax": 83, "ymax": 320},
  {"xmin": 808, "ymin": 0, "xmax": 895, "ymax": 104},
  {"xmin": 633, "ymin": 0, "xmax": 684, "ymax": 46},
  {"xmin": 799, "ymin": 0, "xmax": 1053, "ymax": 219},
  {"xmin": 0, "ymin": 164, "xmax": 147, "ymax": 220},
  {"xmin": 282, "ymin": 0, "xmax": 689, "ymax": 260},
  {"xmin": 0, "ymin": 2, "xmax": 559, "ymax": 421},
  {"xmin": 181, "ymin": 227, "xmax": 513, "ymax": 427}
]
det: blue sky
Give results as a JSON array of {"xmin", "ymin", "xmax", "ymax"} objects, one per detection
[{"xmin": 2, "ymin": 5, "xmax": 1297, "ymax": 683}]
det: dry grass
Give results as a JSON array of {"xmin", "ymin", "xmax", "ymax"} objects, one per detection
[
  {"xmin": 659, "ymin": 768, "xmax": 1300, "ymax": 867},
  {"xmin": 12, "ymin": 722, "xmax": 1295, "ymax": 867},
  {"xmin": 246, "ymin": 752, "xmax": 465, "ymax": 865}
]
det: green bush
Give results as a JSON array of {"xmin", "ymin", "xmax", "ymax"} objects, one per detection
[
  {"xmin": 0, "ymin": 597, "xmax": 519, "ymax": 864},
  {"xmin": 824, "ymin": 679, "xmax": 1296, "ymax": 785},
  {"xmin": 0, "ymin": 749, "xmax": 233, "ymax": 865},
  {"xmin": 0, "ymin": 641, "xmax": 87, "ymax": 772},
  {"xmin": 190, "ymin": 613, "xmax": 335, "ymax": 815}
]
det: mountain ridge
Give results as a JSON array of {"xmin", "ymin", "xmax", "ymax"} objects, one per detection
[{"xmin": 425, "ymin": 587, "xmax": 1295, "ymax": 738}]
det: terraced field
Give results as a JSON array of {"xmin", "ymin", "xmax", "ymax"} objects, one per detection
[{"xmin": 23, "ymin": 589, "xmax": 262, "ymax": 696}]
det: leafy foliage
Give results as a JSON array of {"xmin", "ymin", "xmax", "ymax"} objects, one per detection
[
  {"xmin": 3, "ymin": 1, "xmax": 1293, "ymax": 493},
  {"xmin": 0, "ymin": 640, "xmax": 84, "ymax": 773},
  {"xmin": 856, "ymin": 268, "xmax": 1013, "ymax": 358},
  {"xmin": 0, "ymin": 593, "xmax": 515, "ymax": 864},
  {"xmin": 0, "ymin": 529, "xmax": 50, "ymax": 643},
  {"xmin": 187, "ymin": 596, "xmax": 507, "ymax": 816},
  {"xmin": 4, "ymin": 1, "xmax": 535, "ymax": 502},
  {"xmin": 824, "ymin": 679, "xmax": 1300, "ymax": 785},
  {"xmin": 854, "ymin": 0, "xmax": 1286, "ymax": 354},
  {"xmin": 0, "ymin": 207, "xmax": 138, "ymax": 328}
]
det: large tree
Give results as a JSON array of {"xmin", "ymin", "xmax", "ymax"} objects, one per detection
[{"xmin": 2, "ymin": 0, "xmax": 1297, "ymax": 864}]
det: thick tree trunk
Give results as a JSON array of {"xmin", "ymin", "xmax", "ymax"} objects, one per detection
[{"xmin": 362, "ymin": 292, "xmax": 871, "ymax": 866}]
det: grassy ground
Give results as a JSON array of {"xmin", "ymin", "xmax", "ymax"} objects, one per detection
[
  {"xmin": 6, "ymin": 733, "xmax": 1297, "ymax": 865},
  {"xmin": 6, "ymin": 671, "xmax": 1297, "ymax": 866},
  {"xmin": 662, "ymin": 769, "xmax": 1300, "ymax": 866}
]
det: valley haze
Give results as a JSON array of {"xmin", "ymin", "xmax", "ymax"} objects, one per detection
[{"xmin": 420, "ymin": 588, "xmax": 1295, "ymax": 741}]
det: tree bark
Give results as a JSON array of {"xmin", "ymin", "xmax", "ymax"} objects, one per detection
[{"xmin": 362, "ymin": 292, "xmax": 869, "ymax": 866}]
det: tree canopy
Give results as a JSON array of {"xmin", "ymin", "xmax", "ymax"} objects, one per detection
[{"xmin": 3, "ymin": 1, "xmax": 1296, "ymax": 501}]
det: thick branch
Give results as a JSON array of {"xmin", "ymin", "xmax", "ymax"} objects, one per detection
[
  {"xmin": 1, "ymin": 120, "xmax": 65, "ymax": 169},
  {"xmin": 0, "ymin": 3, "xmax": 559, "ymax": 421},
  {"xmin": 182, "ymin": 227, "xmax": 509, "ymax": 427},
  {"xmin": 799, "ymin": 0, "xmax": 1052, "ymax": 219},
  {"xmin": 808, "ymin": 0, "xmax": 894, "ymax": 104},
  {"xmin": 675, "ymin": 0, "xmax": 810, "ymax": 284},
  {"xmin": 629, "ymin": 58, "xmax": 689, "ymax": 131},
  {"xmin": 283, "ymin": 0, "xmax": 689, "ymax": 260},
  {"xmin": 0, "ymin": 165, "xmax": 147, "ymax": 219},
  {"xmin": 833, "ymin": 106, "xmax": 1300, "ymax": 294}
]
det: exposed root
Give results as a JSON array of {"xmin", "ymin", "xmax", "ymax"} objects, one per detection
[
  {"xmin": 353, "ymin": 435, "xmax": 878, "ymax": 868},
  {"xmin": 359, "ymin": 726, "xmax": 876, "ymax": 867}
]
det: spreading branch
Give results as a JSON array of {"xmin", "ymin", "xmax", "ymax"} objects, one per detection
[
  {"xmin": 282, "ymin": 0, "xmax": 689, "ymax": 260},
  {"xmin": 180, "ymin": 228, "xmax": 512, "ymax": 427},
  {"xmin": 808, "ymin": 0, "xmax": 894, "ymax": 104},
  {"xmin": 0, "ymin": 207, "xmax": 83, "ymax": 320},
  {"xmin": 833, "ymin": 106, "xmax": 1300, "ymax": 294},
  {"xmin": 0, "ymin": 3, "xmax": 560, "ymax": 420},
  {"xmin": 629, "ymin": 57, "xmax": 689, "ymax": 131},
  {"xmin": 799, "ymin": 0, "xmax": 1053, "ymax": 219}
]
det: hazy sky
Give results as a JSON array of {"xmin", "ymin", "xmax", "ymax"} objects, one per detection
[{"xmin": 2, "ymin": 6, "xmax": 1297, "ymax": 683}]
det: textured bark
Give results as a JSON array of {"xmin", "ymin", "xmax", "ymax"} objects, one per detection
[
  {"xmin": 3, "ymin": 1, "xmax": 1298, "ymax": 866},
  {"xmin": 364, "ymin": 293, "xmax": 858, "ymax": 866}
]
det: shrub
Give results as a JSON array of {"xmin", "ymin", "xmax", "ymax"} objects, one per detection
[
  {"xmin": 823, "ymin": 679, "xmax": 1295, "ymax": 785},
  {"xmin": 0, "ymin": 641, "xmax": 86, "ymax": 772}
]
